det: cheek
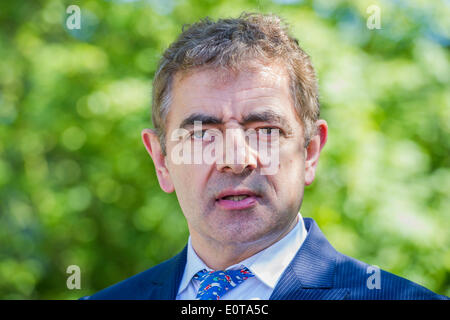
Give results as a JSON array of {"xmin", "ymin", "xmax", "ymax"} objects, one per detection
[
  {"xmin": 171, "ymin": 166, "xmax": 195, "ymax": 192},
  {"xmin": 277, "ymin": 147, "xmax": 305, "ymax": 189},
  {"xmin": 280, "ymin": 141, "xmax": 305, "ymax": 169},
  {"xmin": 169, "ymin": 164, "xmax": 207, "ymax": 202}
]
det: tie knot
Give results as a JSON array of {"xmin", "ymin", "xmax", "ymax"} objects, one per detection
[{"xmin": 194, "ymin": 267, "xmax": 254, "ymax": 300}]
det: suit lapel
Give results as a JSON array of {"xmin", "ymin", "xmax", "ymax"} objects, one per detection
[
  {"xmin": 270, "ymin": 218, "xmax": 349, "ymax": 300},
  {"xmin": 146, "ymin": 245, "xmax": 188, "ymax": 300}
]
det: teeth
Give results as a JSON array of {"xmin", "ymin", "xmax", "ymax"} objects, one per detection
[{"xmin": 223, "ymin": 195, "xmax": 249, "ymax": 201}]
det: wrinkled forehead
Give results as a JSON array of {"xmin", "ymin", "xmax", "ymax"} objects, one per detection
[
  {"xmin": 173, "ymin": 60, "xmax": 290, "ymax": 92},
  {"xmin": 164, "ymin": 60, "xmax": 296, "ymax": 133}
]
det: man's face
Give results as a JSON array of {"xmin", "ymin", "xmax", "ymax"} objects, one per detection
[{"xmin": 144, "ymin": 62, "xmax": 323, "ymax": 249}]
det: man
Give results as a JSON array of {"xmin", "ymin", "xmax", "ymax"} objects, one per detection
[{"xmin": 82, "ymin": 13, "xmax": 447, "ymax": 300}]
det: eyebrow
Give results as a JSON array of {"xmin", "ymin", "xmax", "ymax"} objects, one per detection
[{"xmin": 178, "ymin": 109, "xmax": 294, "ymax": 134}]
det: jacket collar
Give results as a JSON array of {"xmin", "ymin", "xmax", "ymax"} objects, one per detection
[
  {"xmin": 288, "ymin": 217, "xmax": 338, "ymax": 288},
  {"xmin": 269, "ymin": 217, "xmax": 349, "ymax": 300},
  {"xmin": 146, "ymin": 245, "xmax": 187, "ymax": 299}
]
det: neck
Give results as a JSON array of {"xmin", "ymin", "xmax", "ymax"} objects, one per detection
[{"xmin": 190, "ymin": 215, "xmax": 299, "ymax": 270}]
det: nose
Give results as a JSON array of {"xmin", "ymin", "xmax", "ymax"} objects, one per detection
[{"xmin": 216, "ymin": 128, "xmax": 258, "ymax": 174}]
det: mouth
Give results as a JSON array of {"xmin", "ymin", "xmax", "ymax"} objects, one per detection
[{"xmin": 215, "ymin": 189, "xmax": 259, "ymax": 210}]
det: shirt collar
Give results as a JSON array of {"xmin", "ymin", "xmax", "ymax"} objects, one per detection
[
  {"xmin": 177, "ymin": 212, "xmax": 307, "ymax": 294},
  {"xmin": 177, "ymin": 236, "xmax": 212, "ymax": 295},
  {"xmin": 243, "ymin": 213, "xmax": 307, "ymax": 289}
]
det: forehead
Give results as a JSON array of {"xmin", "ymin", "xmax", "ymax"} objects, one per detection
[{"xmin": 166, "ymin": 61, "xmax": 297, "ymax": 128}]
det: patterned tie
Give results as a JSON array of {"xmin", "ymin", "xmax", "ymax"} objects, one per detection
[{"xmin": 194, "ymin": 267, "xmax": 255, "ymax": 300}]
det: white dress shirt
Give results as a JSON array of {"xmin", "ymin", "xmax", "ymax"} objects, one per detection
[{"xmin": 176, "ymin": 212, "xmax": 308, "ymax": 300}]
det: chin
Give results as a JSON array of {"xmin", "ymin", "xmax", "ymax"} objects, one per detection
[{"xmin": 208, "ymin": 214, "xmax": 276, "ymax": 244}]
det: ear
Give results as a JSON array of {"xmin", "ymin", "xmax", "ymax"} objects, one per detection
[
  {"xmin": 304, "ymin": 120, "xmax": 328, "ymax": 186},
  {"xmin": 141, "ymin": 128, "xmax": 175, "ymax": 193}
]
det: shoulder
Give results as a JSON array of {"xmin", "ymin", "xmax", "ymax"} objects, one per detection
[
  {"xmin": 80, "ymin": 247, "xmax": 187, "ymax": 300},
  {"xmin": 333, "ymin": 252, "xmax": 448, "ymax": 300}
]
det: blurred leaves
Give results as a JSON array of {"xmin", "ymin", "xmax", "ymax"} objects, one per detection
[{"xmin": 0, "ymin": 0, "xmax": 448, "ymax": 298}]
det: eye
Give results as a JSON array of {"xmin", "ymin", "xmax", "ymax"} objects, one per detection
[
  {"xmin": 258, "ymin": 127, "xmax": 273, "ymax": 135},
  {"xmin": 190, "ymin": 129, "xmax": 210, "ymax": 140},
  {"xmin": 257, "ymin": 127, "xmax": 279, "ymax": 136}
]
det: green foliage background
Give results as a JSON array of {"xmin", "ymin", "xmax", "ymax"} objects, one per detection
[{"xmin": 0, "ymin": 0, "xmax": 448, "ymax": 299}]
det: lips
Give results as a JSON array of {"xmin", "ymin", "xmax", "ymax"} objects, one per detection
[
  {"xmin": 222, "ymin": 195, "xmax": 249, "ymax": 201},
  {"xmin": 215, "ymin": 189, "xmax": 259, "ymax": 210},
  {"xmin": 216, "ymin": 189, "xmax": 258, "ymax": 200}
]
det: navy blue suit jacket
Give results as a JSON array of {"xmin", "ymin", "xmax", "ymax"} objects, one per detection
[{"xmin": 81, "ymin": 218, "xmax": 447, "ymax": 300}]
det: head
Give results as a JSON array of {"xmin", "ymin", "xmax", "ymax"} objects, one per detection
[{"xmin": 142, "ymin": 13, "xmax": 327, "ymax": 252}]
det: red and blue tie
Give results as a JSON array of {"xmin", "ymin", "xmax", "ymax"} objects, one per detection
[{"xmin": 194, "ymin": 267, "xmax": 255, "ymax": 300}]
